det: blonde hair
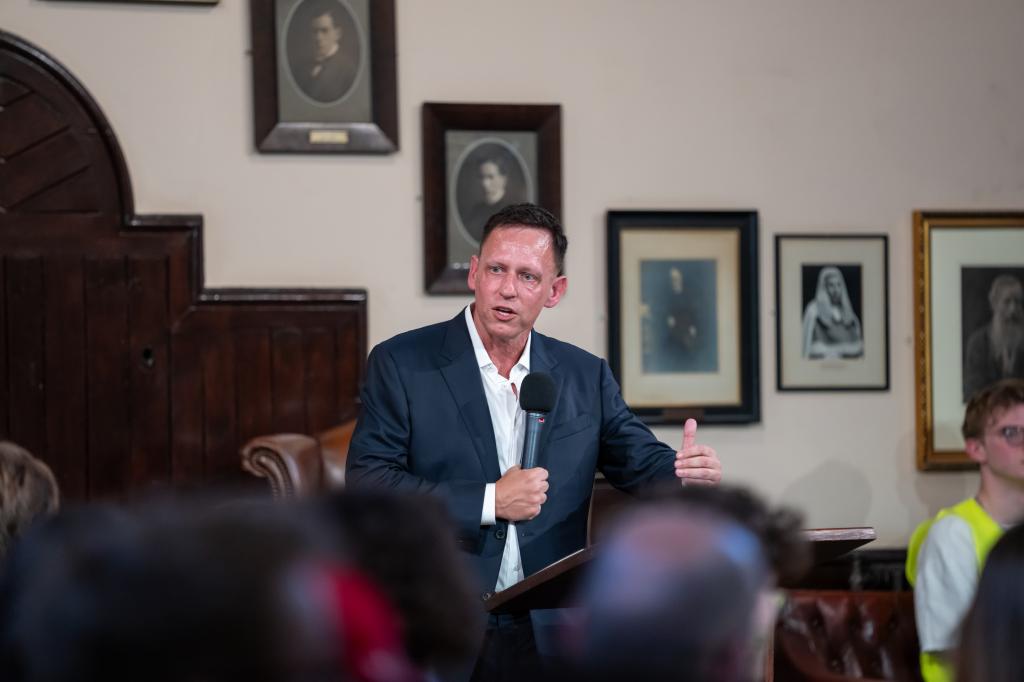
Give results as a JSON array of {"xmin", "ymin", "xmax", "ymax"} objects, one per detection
[{"xmin": 0, "ymin": 441, "xmax": 60, "ymax": 557}]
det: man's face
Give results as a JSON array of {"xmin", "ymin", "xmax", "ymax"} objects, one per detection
[
  {"xmin": 967, "ymin": 403, "xmax": 1024, "ymax": 484},
  {"xmin": 824, "ymin": 273, "xmax": 843, "ymax": 305},
  {"xmin": 993, "ymin": 282, "xmax": 1024, "ymax": 326},
  {"xmin": 478, "ymin": 161, "xmax": 508, "ymax": 206},
  {"xmin": 311, "ymin": 14, "xmax": 341, "ymax": 60},
  {"xmin": 669, "ymin": 267, "xmax": 683, "ymax": 294},
  {"xmin": 467, "ymin": 226, "xmax": 566, "ymax": 345}
]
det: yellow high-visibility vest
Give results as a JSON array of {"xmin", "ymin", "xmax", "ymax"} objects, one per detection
[{"xmin": 905, "ymin": 498, "xmax": 1003, "ymax": 682}]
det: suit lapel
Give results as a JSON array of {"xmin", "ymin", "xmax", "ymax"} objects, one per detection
[
  {"xmin": 438, "ymin": 313, "xmax": 502, "ymax": 482},
  {"xmin": 529, "ymin": 331, "xmax": 562, "ymax": 466}
]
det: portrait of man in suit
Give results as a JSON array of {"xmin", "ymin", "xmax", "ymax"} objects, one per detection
[
  {"xmin": 454, "ymin": 140, "xmax": 532, "ymax": 247},
  {"xmin": 640, "ymin": 259, "xmax": 718, "ymax": 373},
  {"xmin": 285, "ymin": 0, "xmax": 361, "ymax": 104}
]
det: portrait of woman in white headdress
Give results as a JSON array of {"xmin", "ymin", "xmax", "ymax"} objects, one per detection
[{"xmin": 801, "ymin": 266, "xmax": 864, "ymax": 359}]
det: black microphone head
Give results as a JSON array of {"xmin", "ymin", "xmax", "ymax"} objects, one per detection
[{"xmin": 520, "ymin": 372, "xmax": 557, "ymax": 413}]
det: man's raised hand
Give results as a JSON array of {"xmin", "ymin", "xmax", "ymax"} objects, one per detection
[{"xmin": 674, "ymin": 418, "xmax": 721, "ymax": 486}]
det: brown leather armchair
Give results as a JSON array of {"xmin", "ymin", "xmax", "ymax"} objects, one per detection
[
  {"xmin": 240, "ymin": 419, "xmax": 357, "ymax": 498},
  {"xmin": 240, "ymin": 419, "xmax": 631, "ymax": 546},
  {"xmin": 773, "ymin": 590, "xmax": 922, "ymax": 682}
]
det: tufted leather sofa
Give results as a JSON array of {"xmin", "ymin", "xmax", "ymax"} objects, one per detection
[{"xmin": 773, "ymin": 590, "xmax": 922, "ymax": 682}]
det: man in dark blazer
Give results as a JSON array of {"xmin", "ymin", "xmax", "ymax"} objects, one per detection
[{"xmin": 346, "ymin": 203, "xmax": 721, "ymax": 680}]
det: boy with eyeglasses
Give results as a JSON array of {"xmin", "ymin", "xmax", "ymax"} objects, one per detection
[{"xmin": 906, "ymin": 378, "xmax": 1024, "ymax": 682}]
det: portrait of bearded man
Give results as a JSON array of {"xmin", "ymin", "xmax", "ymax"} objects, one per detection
[{"xmin": 963, "ymin": 273, "xmax": 1024, "ymax": 401}]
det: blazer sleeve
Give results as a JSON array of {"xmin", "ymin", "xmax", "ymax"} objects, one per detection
[
  {"xmin": 595, "ymin": 359, "xmax": 677, "ymax": 492},
  {"xmin": 345, "ymin": 345, "xmax": 486, "ymax": 540}
]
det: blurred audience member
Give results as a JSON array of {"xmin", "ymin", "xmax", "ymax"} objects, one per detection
[
  {"xmin": 311, "ymin": 491, "xmax": 483, "ymax": 676},
  {"xmin": 955, "ymin": 522, "xmax": 1024, "ymax": 682},
  {"xmin": 0, "ymin": 499, "xmax": 419, "ymax": 682},
  {"xmin": 563, "ymin": 485, "xmax": 803, "ymax": 682},
  {"xmin": 0, "ymin": 441, "xmax": 59, "ymax": 560}
]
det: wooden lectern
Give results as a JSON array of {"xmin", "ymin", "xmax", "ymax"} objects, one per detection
[
  {"xmin": 484, "ymin": 527, "xmax": 876, "ymax": 682},
  {"xmin": 485, "ymin": 527, "xmax": 876, "ymax": 614}
]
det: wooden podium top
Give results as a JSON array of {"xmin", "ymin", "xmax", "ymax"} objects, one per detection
[{"xmin": 485, "ymin": 526, "xmax": 875, "ymax": 614}]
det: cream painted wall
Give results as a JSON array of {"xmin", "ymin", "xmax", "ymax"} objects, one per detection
[{"xmin": 5, "ymin": 0, "xmax": 1024, "ymax": 546}]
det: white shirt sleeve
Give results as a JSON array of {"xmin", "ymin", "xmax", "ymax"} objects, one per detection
[
  {"xmin": 481, "ymin": 482, "xmax": 496, "ymax": 526},
  {"xmin": 914, "ymin": 515, "xmax": 978, "ymax": 652}
]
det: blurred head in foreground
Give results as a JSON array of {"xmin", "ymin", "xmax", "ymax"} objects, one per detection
[
  {"xmin": 565, "ymin": 485, "xmax": 808, "ymax": 682},
  {"xmin": 956, "ymin": 522, "xmax": 1024, "ymax": 682},
  {"xmin": 0, "ymin": 499, "xmax": 421, "ymax": 682},
  {"xmin": 0, "ymin": 441, "xmax": 59, "ymax": 560}
]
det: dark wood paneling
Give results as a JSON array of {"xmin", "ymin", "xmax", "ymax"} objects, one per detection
[
  {"xmin": 170, "ymin": 333, "xmax": 204, "ymax": 486},
  {"xmin": 85, "ymin": 257, "xmax": 130, "ymax": 498},
  {"xmin": 0, "ymin": 76, "xmax": 29, "ymax": 106},
  {"xmin": 337, "ymin": 315, "xmax": 363, "ymax": 419},
  {"xmin": 0, "ymin": 92, "xmax": 66, "ymax": 157},
  {"xmin": 304, "ymin": 328, "xmax": 336, "ymax": 435},
  {"xmin": 128, "ymin": 256, "xmax": 170, "ymax": 488},
  {"xmin": 0, "ymin": 129, "xmax": 90, "ymax": 210},
  {"xmin": 271, "ymin": 329, "xmax": 307, "ymax": 434},
  {"xmin": 0, "ymin": 258, "xmax": 7, "ymax": 435},
  {"xmin": 0, "ymin": 31, "xmax": 368, "ymax": 501},
  {"xmin": 201, "ymin": 335, "xmax": 237, "ymax": 482},
  {"xmin": 4, "ymin": 257, "xmax": 45, "ymax": 455},
  {"xmin": 235, "ymin": 329, "xmax": 273, "ymax": 445},
  {"xmin": 44, "ymin": 256, "xmax": 87, "ymax": 499}
]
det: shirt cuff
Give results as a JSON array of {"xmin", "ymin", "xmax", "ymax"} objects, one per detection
[{"xmin": 482, "ymin": 483, "xmax": 496, "ymax": 526}]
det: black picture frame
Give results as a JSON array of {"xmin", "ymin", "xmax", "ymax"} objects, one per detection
[
  {"xmin": 774, "ymin": 234, "xmax": 890, "ymax": 392},
  {"xmin": 250, "ymin": 0, "xmax": 398, "ymax": 154},
  {"xmin": 422, "ymin": 102, "xmax": 562, "ymax": 294},
  {"xmin": 607, "ymin": 211, "xmax": 760, "ymax": 425}
]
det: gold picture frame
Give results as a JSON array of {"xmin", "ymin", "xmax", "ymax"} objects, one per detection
[{"xmin": 914, "ymin": 211, "xmax": 1024, "ymax": 470}]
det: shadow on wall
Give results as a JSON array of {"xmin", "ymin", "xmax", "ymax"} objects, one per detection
[
  {"xmin": 900, "ymin": 428, "xmax": 979, "ymax": 539},
  {"xmin": 780, "ymin": 460, "xmax": 872, "ymax": 530}
]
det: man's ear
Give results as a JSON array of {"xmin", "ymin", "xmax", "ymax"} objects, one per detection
[
  {"xmin": 965, "ymin": 437, "xmax": 987, "ymax": 465},
  {"xmin": 544, "ymin": 275, "xmax": 568, "ymax": 309},
  {"xmin": 467, "ymin": 255, "xmax": 479, "ymax": 293}
]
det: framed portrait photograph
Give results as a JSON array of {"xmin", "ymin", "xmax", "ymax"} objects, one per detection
[
  {"xmin": 914, "ymin": 211, "xmax": 1024, "ymax": 470},
  {"xmin": 422, "ymin": 102, "xmax": 562, "ymax": 294},
  {"xmin": 44, "ymin": 1, "xmax": 218, "ymax": 4},
  {"xmin": 775, "ymin": 234, "xmax": 889, "ymax": 391},
  {"xmin": 250, "ymin": 0, "xmax": 398, "ymax": 153},
  {"xmin": 607, "ymin": 211, "xmax": 760, "ymax": 425}
]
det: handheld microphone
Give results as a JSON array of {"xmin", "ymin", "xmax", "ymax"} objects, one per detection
[{"xmin": 520, "ymin": 372, "xmax": 557, "ymax": 469}]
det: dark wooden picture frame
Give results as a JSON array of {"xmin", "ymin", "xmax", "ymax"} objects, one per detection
[
  {"xmin": 775, "ymin": 234, "xmax": 890, "ymax": 392},
  {"xmin": 607, "ymin": 211, "xmax": 760, "ymax": 425},
  {"xmin": 422, "ymin": 102, "xmax": 562, "ymax": 294},
  {"xmin": 914, "ymin": 211, "xmax": 1024, "ymax": 470},
  {"xmin": 45, "ymin": 1, "xmax": 218, "ymax": 4},
  {"xmin": 250, "ymin": 0, "xmax": 398, "ymax": 153}
]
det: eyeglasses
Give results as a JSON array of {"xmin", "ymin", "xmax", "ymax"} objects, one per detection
[{"xmin": 992, "ymin": 425, "xmax": 1024, "ymax": 447}]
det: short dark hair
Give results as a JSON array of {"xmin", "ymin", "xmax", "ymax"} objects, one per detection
[
  {"xmin": 644, "ymin": 484, "xmax": 810, "ymax": 585},
  {"xmin": 480, "ymin": 203, "xmax": 568, "ymax": 276},
  {"xmin": 962, "ymin": 378, "xmax": 1024, "ymax": 441},
  {"xmin": 956, "ymin": 523, "xmax": 1024, "ymax": 682},
  {"xmin": 478, "ymin": 155, "xmax": 509, "ymax": 177}
]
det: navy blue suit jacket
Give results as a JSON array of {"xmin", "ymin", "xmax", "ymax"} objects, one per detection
[{"xmin": 345, "ymin": 312, "xmax": 676, "ymax": 593}]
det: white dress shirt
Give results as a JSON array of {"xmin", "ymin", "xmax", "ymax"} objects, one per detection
[{"xmin": 465, "ymin": 305, "xmax": 530, "ymax": 591}]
